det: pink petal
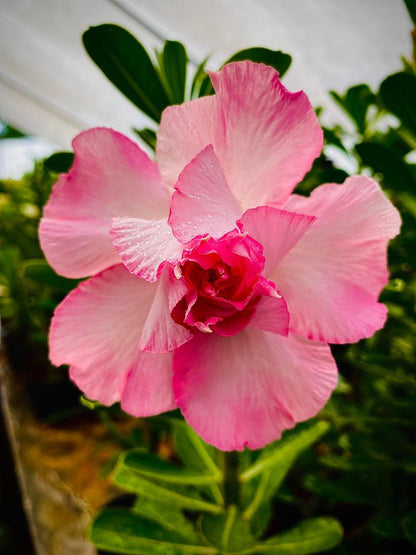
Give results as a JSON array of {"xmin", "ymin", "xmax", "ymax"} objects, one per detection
[
  {"xmin": 139, "ymin": 267, "xmax": 194, "ymax": 352},
  {"xmin": 249, "ymin": 294, "xmax": 290, "ymax": 336},
  {"xmin": 157, "ymin": 95, "xmax": 219, "ymax": 189},
  {"xmin": 121, "ymin": 351, "xmax": 177, "ymax": 417},
  {"xmin": 238, "ymin": 206, "xmax": 316, "ymax": 276},
  {"xmin": 111, "ymin": 217, "xmax": 183, "ymax": 282},
  {"xmin": 275, "ymin": 176, "xmax": 402, "ymax": 343},
  {"xmin": 157, "ymin": 61, "xmax": 322, "ymax": 210},
  {"xmin": 40, "ymin": 128, "xmax": 170, "ymax": 278},
  {"xmin": 50, "ymin": 264, "xmax": 159, "ymax": 406},
  {"xmin": 168, "ymin": 145, "xmax": 242, "ymax": 244},
  {"xmin": 173, "ymin": 329, "xmax": 337, "ymax": 451}
]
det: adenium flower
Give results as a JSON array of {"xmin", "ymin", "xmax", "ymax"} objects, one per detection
[{"xmin": 39, "ymin": 61, "xmax": 400, "ymax": 450}]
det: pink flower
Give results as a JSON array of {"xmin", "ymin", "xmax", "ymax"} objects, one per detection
[{"xmin": 39, "ymin": 61, "xmax": 400, "ymax": 450}]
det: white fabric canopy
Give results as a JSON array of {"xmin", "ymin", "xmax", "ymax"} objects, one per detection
[{"xmin": 0, "ymin": 0, "xmax": 412, "ymax": 150}]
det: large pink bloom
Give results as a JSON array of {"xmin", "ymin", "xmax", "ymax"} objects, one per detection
[{"xmin": 40, "ymin": 61, "xmax": 400, "ymax": 450}]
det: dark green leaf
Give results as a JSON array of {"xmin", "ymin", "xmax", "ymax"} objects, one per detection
[
  {"xmin": 90, "ymin": 507, "xmax": 217, "ymax": 554},
  {"xmin": 133, "ymin": 128, "xmax": 156, "ymax": 150},
  {"xmin": 44, "ymin": 151, "xmax": 74, "ymax": 173},
  {"xmin": 161, "ymin": 41, "xmax": 188, "ymax": 104},
  {"xmin": 404, "ymin": 0, "xmax": 416, "ymax": 25},
  {"xmin": 356, "ymin": 141, "xmax": 416, "ymax": 193},
  {"xmin": 403, "ymin": 510, "xmax": 416, "ymax": 546},
  {"xmin": 120, "ymin": 449, "xmax": 221, "ymax": 485},
  {"xmin": 379, "ymin": 72, "xmax": 416, "ymax": 139},
  {"xmin": 255, "ymin": 517, "xmax": 343, "ymax": 554},
  {"xmin": 330, "ymin": 84, "xmax": 375, "ymax": 133},
  {"xmin": 83, "ymin": 24, "xmax": 170, "ymax": 122},
  {"xmin": 190, "ymin": 57, "xmax": 209, "ymax": 98},
  {"xmin": 200, "ymin": 506, "xmax": 255, "ymax": 553},
  {"xmin": 21, "ymin": 259, "xmax": 79, "ymax": 291},
  {"xmin": 225, "ymin": 47, "xmax": 292, "ymax": 78}
]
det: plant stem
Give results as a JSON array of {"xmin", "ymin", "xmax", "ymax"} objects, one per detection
[{"xmin": 223, "ymin": 451, "xmax": 240, "ymax": 507}]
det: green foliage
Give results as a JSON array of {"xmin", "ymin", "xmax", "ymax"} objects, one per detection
[{"xmin": 90, "ymin": 419, "xmax": 339, "ymax": 554}]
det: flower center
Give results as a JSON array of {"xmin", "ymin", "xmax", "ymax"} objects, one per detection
[{"xmin": 170, "ymin": 230, "xmax": 277, "ymax": 337}]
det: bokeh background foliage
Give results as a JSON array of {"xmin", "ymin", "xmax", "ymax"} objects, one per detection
[{"xmin": 1, "ymin": 2, "xmax": 416, "ymax": 553}]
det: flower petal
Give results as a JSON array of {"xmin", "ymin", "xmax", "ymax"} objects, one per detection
[
  {"xmin": 40, "ymin": 128, "xmax": 170, "ymax": 278},
  {"xmin": 173, "ymin": 329, "xmax": 337, "ymax": 451},
  {"xmin": 275, "ymin": 176, "xmax": 402, "ymax": 343},
  {"xmin": 238, "ymin": 206, "xmax": 315, "ymax": 276},
  {"xmin": 249, "ymin": 294, "xmax": 290, "ymax": 336},
  {"xmin": 168, "ymin": 145, "xmax": 242, "ymax": 243},
  {"xmin": 139, "ymin": 267, "xmax": 194, "ymax": 353},
  {"xmin": 121, "ymin": 351, "xmax": 177, "ymax": 417},
  {"xmin": 50, "ymin": 264, "xmax": 159, "ymax": 406},
  {"xmin": 157, "ymin": 61, "xmax": 322, "ymax": 210},
  {"xmin": 111, "ymin": 217, "xmax": 183, "ymax": 282}
]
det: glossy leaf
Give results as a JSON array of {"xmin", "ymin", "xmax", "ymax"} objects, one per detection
[
  {"xmin": 254, "ymin": 517, "xmax": 343, "ymax": 554},
  {"xmin": 83, "ymin": 24, "xmax": 169, "ymax": 122},
  {"xmin": 133, "ymin": 127, "xmax": 156, "ymax": 150},
  {"xmin": 379, "ymin": 72, "xmax": 416, "ymax": 138},
  {"xmin": 190, "ymin": 56, "xmax": 210, "ymax": 98},
  {"xmin": 161, "ymin": 41, "xmax": 188, "ymax": 104},
  {"xmin": 113, "ymin": 464, "xmax": 222, "ymax": 513},
  {"xmin": 44, "ymin": 151, "xmax": 74, "ymax": 173},
  {"xmin": 356, "ymin": 141, "xmax": 416, "ymax": 193},
  {"xmin": 200, "ymin": 506, "xmax": 255, "ymax": 553},
  {"xmin": 403, "ymin": 0, "xmax": 416, "ymax": 25},
  {"xmin": 90, "ymin": 507, "xmax": 217, "ymax": 554},
  {"xmin": 330, "ymin": 84, "xmax": 375, "ymax": 133},
  {"xmin": 120, "ymin": 449, "xmax": 221, "ymax": 485}
]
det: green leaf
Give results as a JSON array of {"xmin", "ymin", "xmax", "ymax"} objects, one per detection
[
  {"xmin": 133, "ymin": 127, "xmax": 157, "ymax": 150},
  {"xmin": 254, "ymin": 517, "xmax": 343, "ymax": 554},
  {"xmin": 403, "ymin": 510, "xmax": 416, "ymax": 546},
  {"xmin": 330, "ymin": 84, "xmax": 375, "ymax": 133},
  {"xmin": 21, "ymin": 259, "xmax": 79, "ymax": 291},
  {"xmin": 120, "ymin": 449, "xmax": 221, "ymax": 486},
  {"xmin": 190, "ymin": 57, "xmax": 210, "ymax": 98},
  {"xmin": 200, "ymin": 506, "xmax": 255, "ymax": 553},
  {"xmin": 379, "ymin": 72, "xmax": 416, "ymax": 139},
  {"xmin": 355, "ymin": 141, "xmax": 416, "ymax": 193},
  {"xmin": 241, "ymin": 422, "xmax": 330, "ymax": 537},
  {"xmin": 44, "ymin": 151, "xmax": 74, "ymax": 173},
  {"xmin": 113, "ymin": 464, "xmax": 222, "ymax": 513},
  {"xmin": 403, "ymin": 0, "xmax": 416, "ymax": 25},
  {"xmin": 160, "ymin": 41, "xmax": 188, "ymax": 104},
  {"xmin": 225, "ymin": 47, "xmax": 292, "ymax": 78},
  {"xmin": 240, "ymin": 421, "xmax": 330, "ymax": 482},
  {"xmin": 83, "ymin": 24, "xmax": 170, "ymax": 122},
  {"xmin": 90, "ymin": 507, "xmax": 217, "ymax": 554},
  {"xmin": 133, "ymin": 498, "xmax": 199, "ymax": 543},
  {"xmin": 174, "ymin": 421, "xmax": 223, "ymax": 505}
]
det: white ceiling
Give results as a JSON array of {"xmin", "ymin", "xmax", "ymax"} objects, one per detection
[{"xmin": 0, "ymin": 0, "xmax": 412, "ymax": 150}]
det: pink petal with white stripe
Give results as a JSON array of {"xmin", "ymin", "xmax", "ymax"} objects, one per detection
[
  {"xmin": 173, "ymin": 329, "xmax": 337, "ymax": 450},
  {"xmin": 238, "ymin": 206, "xmax": 315, "ymax": 277},
  {"xmin": 40, "ymin": 128, "xmax": 170, "ymax": 278},
  {"xmin": 111, "ymin": 217, "xmax": 183, "ymax": 282},
  {"xmin": 50, "ymin": 264, "xmax": 165, "ymax": 407},
  {"xmin": 169, "ymin": 145, "xmax": 242, "ymax": 244},
  {"xmin": 157, "ymin": 61, "xmax": 322, "ymax": 210},
  {"xmin": 274, "ymin": 176, "xmax": 402, "ymax": 343}
]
